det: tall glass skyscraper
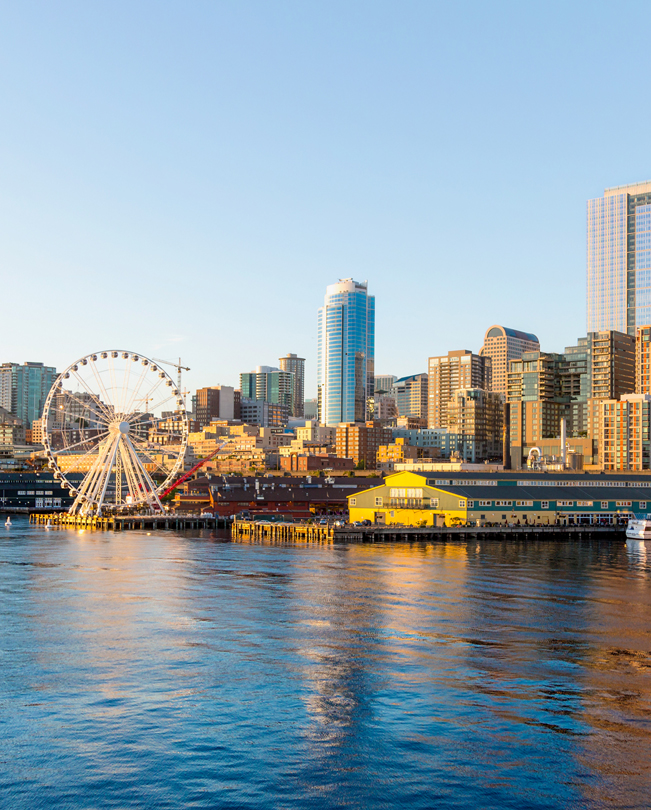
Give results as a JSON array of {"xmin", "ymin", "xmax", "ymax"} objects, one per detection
[
  {"xmin": 587, "ymin": 180, "xmax": 651, "ymax": 335},
  {"xmin": 317, "ymin": 279, "xmax": 375, "ymax": 426}
]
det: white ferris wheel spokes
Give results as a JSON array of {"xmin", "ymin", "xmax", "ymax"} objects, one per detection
[{"xmin": 42, "ymin": 351, "xmax": 188, "ymax": 516}]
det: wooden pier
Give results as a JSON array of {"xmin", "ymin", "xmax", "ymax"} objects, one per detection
[
  {"xmin": 231, "ymin": 520, "xmax": 626, "ymax": 543},
  {"xmin": 29, "ymin": 512, "xmax": 227, "ymax": 531}
]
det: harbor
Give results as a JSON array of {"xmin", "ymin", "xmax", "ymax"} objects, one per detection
[{"xmin": 29, "ymin": 511, "xmax": 227, "ymax": 531}]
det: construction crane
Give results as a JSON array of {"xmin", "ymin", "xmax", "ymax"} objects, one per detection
[
  {"xmin": 152, "ymin": 357, "xmax": 190, "ymax": 397},
  {"xmin": 161, "ymin": 441, "xmax": 228, "ymax": 499}
]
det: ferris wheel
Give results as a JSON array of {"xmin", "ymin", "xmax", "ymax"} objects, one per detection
[{"xmin": 42, "ymin": 351, "xmax": 189, "ymax": 516}]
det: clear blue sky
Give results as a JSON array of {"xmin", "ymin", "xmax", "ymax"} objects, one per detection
[{"xmin": 1, "ymin": 1, "xmax": 649, "ymax": 397}]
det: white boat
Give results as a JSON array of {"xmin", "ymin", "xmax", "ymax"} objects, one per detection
[{"xmin": 626, "ymin": 515, "xmax": 651, "ymax": 540}]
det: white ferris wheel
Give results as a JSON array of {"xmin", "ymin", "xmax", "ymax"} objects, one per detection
[{"xmin": 42, "ymin": 351, "xmax": 188, "ymax": 516}]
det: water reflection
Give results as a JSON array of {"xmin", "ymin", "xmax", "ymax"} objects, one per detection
[{"xmin": 2, "ymin": 523, "xmax": 651, "ymax": 808}]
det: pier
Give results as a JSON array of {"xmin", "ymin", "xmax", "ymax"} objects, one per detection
[
  {"xmin": 29, "ymin": 512, "xmax": 228, "ymax": 531},
  {"xmin": 231, "ymin": 520, "xmax": 626, "ymax": 543}
]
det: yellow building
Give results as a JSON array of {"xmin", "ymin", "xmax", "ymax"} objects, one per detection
[{"xmin": 347, "ymin": 470, "xmax": 650, "ymax": 527}]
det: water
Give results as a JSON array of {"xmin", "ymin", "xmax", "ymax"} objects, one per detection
[{"xmin": 2, "ymin": 519, "xmax": 651, "ymax": 809}]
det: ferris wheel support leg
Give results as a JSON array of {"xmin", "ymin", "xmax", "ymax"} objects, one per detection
[
  {"xmin": 123, "ymin": 435, "xmax": 164, "ymax": 513},
  {"xmin": 95, "ymin": 438, "xmax": 121, "ymax": 516},
  {"xmin": 69, "ymin": 438, "xmax": 114, "ymax": 515}
]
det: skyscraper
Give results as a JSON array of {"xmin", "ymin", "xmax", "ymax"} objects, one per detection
[
  {"xmin": 480, "ymin": 325, "xmax": 539, "ymax": 397},
  {"xmin": 279, "ymin": 353, "xmax": 305, "ymax": 417},
  {"xmin": 427, "ymin": 350, "xmax": 489, "ymax": 428},
  {"xmin": 317, "ymin": 278, "xmax": 375, "ymax": 426},
  {"xmin": 587, "ymin": 180, "xmax": 651, "ymax": 335},
  {"xmin": 0, "ymin": 362, "xmax": 57, "ymax": 428}
]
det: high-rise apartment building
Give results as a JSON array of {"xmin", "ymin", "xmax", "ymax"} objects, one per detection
[
  {"xmin": 480, "ymin": 325, "xmax": 539, "ymax": 397},
  {"xmin": 195, "ymin": 386, "xmax": 235, "ymax": 428},
  {"xmin": 317, "ymin": 279, "xmax": 375, "ymax": 426},
  {"xmin": 447, "ymin": 388, "xmax": 503, "ymax": 462},
  {"xmin": 601, "ymin": 394, "xmax": 651, "ymax": 471},
  {"xmin": 636, "ymin": 325, "xmax": 651, "ymax": 393},
  {"xmin": 0, "ymin": 362, "xmax": 57, "ymax": 428},
  {"xmin": 392, "ymin": 373, "xmax": 428, "ymax": 419},
  {"xmin": 278, "ymin": 354, "xmax": 305, "ymax": 417},
  {"xmin": 587, "ymin": 180, "xmax": 651, "ymax": 335},
  {"xmin": 427, "ymin": 350, "xmax": 489, "ymax": 429},
  {"xmin": 240, "ymin": 367, "xmax": 294, "ymax": 414}
]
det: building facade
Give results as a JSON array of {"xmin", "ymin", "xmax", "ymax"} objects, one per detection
[
  {"xmin": 317, "ymin": 279, "xmax": 375, "ymax": 426},
  {"xmin": 195, "ymin": 386, "xmax": 235, "ymax": 428},
  {"xmin": 240, "ymin": 367, "xmax": 294, "ymax": 413},
  {"xmin": 392, "ymin": 373, "xmax": 428, "ymax": 419},
  {"xmin": 278, "ymin": 354, "xmax": 305, "ymax": 417},
  {"xmin": 335, "ymin": 421, "xmax": 392, "ymax": 469},
  {"xmin": 447, "ymin": 388, "xmax": 503, "ymax": 462},
  {"xmin": 480, "ymin": 325, "xmax": 540, "ymax": 398},
  {"xmin": 601, "ymin": 393, "xmax": 651, "ymax": 471},
  {"xmin": 0, "ymin": 362, "xmax": 57, "ymax": 428},
  {"xmin": 587, "ymin": 180, "xmax": 651, "ymax": 335},
  {"xmin": 374, "ymin": 374, "xmax": 397, "ymax": 394},
  {"xmin": 636, "ymin": 325, "xmax": 651, "ymax": 394},
  {"xmin": 427, "ymin": 350, "xmax": 489, "ymax": 429}
]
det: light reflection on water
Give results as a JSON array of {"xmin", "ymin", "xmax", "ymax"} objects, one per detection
[{"xmin": 1, "ymin": 518, "xmax": 651, "ymax": 809}]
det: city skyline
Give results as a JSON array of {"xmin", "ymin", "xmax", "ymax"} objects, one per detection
[{"xmin": 2, "ymin": 4, "xmax": 651, "ymax": 396}]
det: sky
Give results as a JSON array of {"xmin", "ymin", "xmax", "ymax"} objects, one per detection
[{"xmin": 1, "ymin": 0, "xmax": 650, "ymax": 398}]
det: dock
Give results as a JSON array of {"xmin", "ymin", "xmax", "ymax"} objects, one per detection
[
  {"xmin": 231, "ymin": 520, "xmax": 626, "ymax": 543},
  {"xmin": 29, "ymin": 512, "xmax": 228, "ymax": 531}
]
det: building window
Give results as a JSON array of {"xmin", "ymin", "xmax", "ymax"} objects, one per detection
[
  {"xmin": 541, "ymin": 501, "xmax": 549, "ymax": 509},
  {"xmin": 478, "ymin": 500, "xmax": 492, "ymax": 507},
  {"xmin": 516, "ymin": 500, "xmax": 533, "ymax": 507},
  {"xmin": 467, "ymin": 500, "xmax": 474, "ymax": 508},
  {"xmin": 350, "ymin": 498, "xmax": 356, "ymax": 506},
  {"xmin": 495, "ymin": 500, "xmax": 512, "ymax": 507},
  {"xmin": 576, "ymin": 501, "xmax": 593, "ymax": 507},
  {"xmin": 640, "ymin": 502, "xmax": 647, "ymax": 510},
  {"xmin": 459, "ymin": 500, "xmax": 467, "ymax": 508},
  {"xmin": 601, "ymin": 501, "xmax": 608, "ymax": 509},
  {"xmin": 616, "ymin": 501, "xmax": 632, "ymax": 507},
  {"xmin": 557, "ymin": 501, "xmax": 574, "ymax": 507},
  {"xmin": 374, "ymin": 497, "xmax": 383, "ymax": 507}
]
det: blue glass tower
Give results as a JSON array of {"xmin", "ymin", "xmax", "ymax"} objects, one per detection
[
  {"xmin": 587, "ymin": 180, "xmax": 651, "ymax": 335},
  {"xmin": 317, "ymin": 279, "xmax": 375, "ymax": 425}
]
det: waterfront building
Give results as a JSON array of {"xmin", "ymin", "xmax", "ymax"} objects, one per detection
[
  {"xmin": 0, "ymin": 362, "xmax": 57, "ymax": 428},
  {"xmin": 195, "ymin": 386, "xmax": 235, "ymax": 428},
  {"xmin": 392, "ymin": 373, "xmax": 428, "ymax": 419},
  {"xmin": 240, "ymin": 367, "xmax": 294, "ymax": 414},
  {"xmin": 317, "ymin": 279, "xmax": 375, "ymax": 426},
  {"xmin": 601, "ymin": 394, "xmax": 651, "ymax": 471},
  {"xmin": 447, "ymin": 388, "xmax": 503, "ymax": 462},
  {"xmin": 427, "ymin": 350, "xmax": 489, "ymax": 429},
  {"xmin": 280, "ymin": 453, "xmax": 354, "ymax": 472},
  {"xmin": 374, "ymin": 374, "xmax": 397, "ymax": 394},
  {"xmin": 278, "ymin": 354, "xmax": 305, "ymax": 417},
  {"xmin": 587, "ymin": 179, "xmax": 651, "ymax": 335},
  {"xmin": 348, "ymin": 470, "xmax": 651, "ymax": 527},
  {"xmin": 335, "ymin": 421, "xmax": 392, "ymax": 469},
  {"xmin": 480, "ymin": 326, "xmax": 540, "ymax": 398}
]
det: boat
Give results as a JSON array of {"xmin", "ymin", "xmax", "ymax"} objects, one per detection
[
  {"xmin": 626, "ymin": 514, "xmax": 651, "ymax": 540},
  {"xmin": 4, "ymin": 516, "xmax": 11, "ymax": 528}
]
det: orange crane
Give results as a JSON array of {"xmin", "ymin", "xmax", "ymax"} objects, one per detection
[{"xmin": 161, "ymin": 441, "xmax": 228, "ymax": 499}]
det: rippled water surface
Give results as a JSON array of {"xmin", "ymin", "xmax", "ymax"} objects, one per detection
[{"xmin": 2, "ymin": 519, "xmax": 651, "ymax": 808}]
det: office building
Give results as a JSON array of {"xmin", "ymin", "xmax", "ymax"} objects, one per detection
[
  {"xmin": 480, "ymin": 325, "xmax": 539, "ymax": 397},
  {"xmin": 601, "ymin": 394, "xmax": 651, "ymax": 471},
  {"xmin": 447, "ymin": 388, "xmax": 503, "ymax": 462},
  {"xmin": 195, "ymin": 386, "xmax": 235, "ymax": 428},
  {"xmin": 587, "ymin": 179, "xmax": 651, "ymax": 335},
  {"xmin": 427, "ymin": 350, "xmax": 489, "ymax": 429},
  {"xmin": 278, "ymin": 354, "xmax": 305, "ymax": 417},
  {"xmin": 335, "ymin": 421, "xmax": 391, "ymax": 469},
  {"xmin": 0, "ymin": 362, "xmax": 57, "ymax": 429},
  {"xmin": 317, "ymin": 279, "xmax": 375, "ymax": 426},
  {"xmin": 304, "ymin": 398, "xmax": 318, "ymax": 420},
  {"xmin": 240, "ymin": 366, "xmax": 294, "ymax": 413},
  {"xmin": 392, "ymin": 373, "xmax": 428, "ymax": 419},
  {"xmin": 374, "ymin": 374, "xmax": 397, "ymax": 394}
]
